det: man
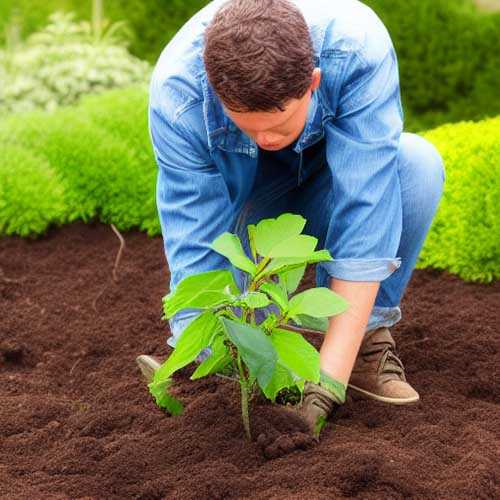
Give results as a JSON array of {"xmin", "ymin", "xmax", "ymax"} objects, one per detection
[{"xmin": 138, "ymin": 0, "xmax": 445, "ymax": 435}]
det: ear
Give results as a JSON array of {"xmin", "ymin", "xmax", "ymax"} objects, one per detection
[{"xmin": 311, "ymin": 67, "xmax": 321, "ymax": 91}]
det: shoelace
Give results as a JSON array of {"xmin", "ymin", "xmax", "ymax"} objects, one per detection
[
  {"xmin": 362, "ymin": 342, "xmax": 405, "ymax": 379},
  {"xmin": 378, "ymin": 347, "xmax": 405, "ymax": 378}
]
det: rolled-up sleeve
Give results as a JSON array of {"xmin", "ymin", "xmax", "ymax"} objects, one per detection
[
  {"xmin": 149, "ymin": 101, "xmax": 234, "ymax": 342},
  {"xmin": 318, "ymin": 33, "xmax": 404, "ymax": 284}
]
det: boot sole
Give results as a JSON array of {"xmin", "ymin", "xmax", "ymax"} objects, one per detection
[
  {"xmin": 136, "ymin": 355, "xmax": 161, "ymax": 383},
  {"xmin": 348, "ymin": 383, "xmax": 420, "ymax": 405},
  {"xmin": 136, "ymin": 355, "xmax": 238, "ymax": 383}
]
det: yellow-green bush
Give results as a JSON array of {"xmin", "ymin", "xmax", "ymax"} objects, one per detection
[
  {"xmin": 418, "ymin": 117, "xmax": 500, "ymax": 282},
  {"xmin": 0, "ymin": 145, "xmax": 70, "ymax": 236},
  {"xmin": 0, "ymin": 85, "xmax": 160, "ymax": 237}
]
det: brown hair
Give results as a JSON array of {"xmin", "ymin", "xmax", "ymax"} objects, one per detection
[{"xmin": 203, "ymin": 0, "xmax": 314, "ymax": 112}]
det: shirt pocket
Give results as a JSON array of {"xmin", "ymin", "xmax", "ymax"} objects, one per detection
[{"xmin": 319, "ymin": 49, "xmax": 349, "ymax": 118}]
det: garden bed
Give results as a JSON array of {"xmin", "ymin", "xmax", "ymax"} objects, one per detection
[{"xmin": 1, "ymin": 222, "xmax": 498, "ymax": 499}]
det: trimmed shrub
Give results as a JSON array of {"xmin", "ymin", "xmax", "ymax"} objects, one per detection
[
  {"xmin": 419, "ymin": 116, "xmax": 500, "ymax": 282},
  {"xmin": 0, "ymin": 146, "xmax": 69, "ymax": 236},
  {"xmin": 0, "ymin": 86, "xmax": 160, "ymax": 237}
]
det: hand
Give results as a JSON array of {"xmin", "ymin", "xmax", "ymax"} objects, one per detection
[{"xmin": 296, "ymin": 380, "xmax": 344, "ymax": 440}]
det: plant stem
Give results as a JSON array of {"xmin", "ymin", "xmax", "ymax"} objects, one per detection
[
  {"xmin": 92, "ymin": 0, "xmax": 103, "ymax": 42},
  {"xmin": 251, "ymin": 257, "xmax": 271, "ymax": 288},
  {"xmin": 237, "ymin": 353, "xmax": 251, "ymax": 440}
]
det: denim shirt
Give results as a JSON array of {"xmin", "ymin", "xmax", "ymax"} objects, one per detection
[{"xmin": 148, "ymin": 0, "xmax": 404, "ymax": 340}]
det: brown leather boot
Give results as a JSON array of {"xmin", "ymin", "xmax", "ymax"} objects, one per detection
[{"xmin": 348, "ymin": 327, "xmax": 419, "ymax": 404}]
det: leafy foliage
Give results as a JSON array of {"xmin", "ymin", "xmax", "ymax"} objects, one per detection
[
  {"xmin": 363, "ymin": 0, "xmax": 500, "ymax": 130},
  {"xmin": 150, "ymin": 214, "xmax": 350, "ymax": 438},
  {"xmin": 0, "ymin": 11, "xmax": 151, "ymax": 114},
  {"xmin": 148, "ymin": 377, "xmax": 183, "ymax": 416},
  {"xmin": 0, "ymin": 86, "xmax": 159, "ymax": 238},
  {"xmin": 162, "ymin": 270, "xmax": 239, "ymax": 319},
  {"xmin": 190, "ymin": 334, "xmax": 231, "ymax": 380},
  {"xmin": 154, "ymin": 311, "xmax": 221, "ymax": 382},
  {"xmin": 419, "ymin": 117, "xmax": 500, "ymax": 282},
  {"xmin": 0, "ymin": 0, "xmax": 208, "ymax": 63},
  {"xmin": 0, "ymin": 145, "xmax": 68, "ymax": 236},
  {"xmin": 211, "ymin": 232, "xmax": 257, "ymax": 276}
]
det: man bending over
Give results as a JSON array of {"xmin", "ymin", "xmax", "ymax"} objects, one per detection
[{"xmin": 138, "ymin": 0, "xmax": 445, "ymax": 436}]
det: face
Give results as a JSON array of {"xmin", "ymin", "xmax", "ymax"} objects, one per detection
[{"xmin": 223, "ymin": 68, "xmax": 321, "ymax": 151}]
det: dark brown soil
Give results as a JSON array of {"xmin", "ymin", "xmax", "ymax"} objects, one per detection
[{"xmin": 1, "ymin": 222, "xmax": 499, "ymax": 499}]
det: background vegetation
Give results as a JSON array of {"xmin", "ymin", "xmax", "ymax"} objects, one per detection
[
  {"xmin": 0, "ymin": 0, "xmax": 206, "ymax": 65},
  {"xmin": 1, "ymin": 0, "xmax": 499, "ymax": 130},
  {"xmin": 0, "ymin": 87, "xmax": 159, "ymax": 237},
  {"xmin": 0, "ymin": 11, "xmax": 151, "ymax": 114}
]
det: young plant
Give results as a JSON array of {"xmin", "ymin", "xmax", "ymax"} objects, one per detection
[{"xmin": 148, "ymin": 213, "xmax": 349, "ymax": 439}]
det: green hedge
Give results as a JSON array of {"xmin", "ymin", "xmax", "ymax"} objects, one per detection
[
  {"xmin": 418, "ymin": 116, "xmax": 500, "ymax": 282},
  {"xmin": 0, "ymin": 87, "xmax": 498, "ymax": 282},
  {"xmin": 0, "ymin": 146, "xmax": 69, "ymax": 236},
  {"xmin": 0, "ymin": 85, "xmax": 160, "ymax": 237}
]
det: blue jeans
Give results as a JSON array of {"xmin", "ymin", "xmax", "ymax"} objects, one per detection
[{"xmin": 231, "ymin": 132, "xmax": 445, "ymax": 333}]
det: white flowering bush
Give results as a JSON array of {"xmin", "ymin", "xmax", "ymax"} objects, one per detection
[{"xmin": 0, "ymin": 12, "xmax": 151, "ymax": 114}]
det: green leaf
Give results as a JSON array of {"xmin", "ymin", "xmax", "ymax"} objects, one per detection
[
  {"xmin": 247, "ymin": 224, "xmax": 257, "ymax": 261},
  {"xmin": 163, "ymin": 269, "xmax": 239, "ymax": 319},
  {"xmin": 238, "ymin": 291, "xmax": 272, "ymax": 309},
  {"xmin": 267, "ymin": 234, "xmax": 318, "ymax": 258},
  {"xmin": 260, "ymin": 249, "xmax": 332, "ymax": 278},
  {"xmin": 254, "ymin": 213, "xmax": 306, "ymax": 257},
  {"xmin": 259, "ymin": 281, "xmax": 289, "ymax": 312},
  {"xmin": 220, "ymin": 318, "xmax": 277, "ymax": 389},
  {"xmin": 190, "ymin": 334, "xmax": 232, "ymax": 380},
  {"xmin": 154, "ymin": 311, "xmax": 221, "ymax": 381},
  {"xmin": 148, "ymin": 378, "xmax": 183, "ymax": 415},
  {"xmin": 279, "ymin": 265, "xmax": 306, "ymax": 294},
  {"xmin": 211, "ymin": 232, "xmax": 257, "ymax": 276},
  {"xmin": 270, "ymin": 328, "xmax": 320, "ymax": 382},
  {"xmin": 294, "ymin": 314, "xmax": 329, "ymax": 333},
  {"xmin": 288, "ymin": 288, "xmax": 349, "ymax": 318},
  {"xmin": 262, "ymin": 361, "xmax": 297, "ymax": 401},
  {"xmin": 262, "ymin": 327, "xmax": 320, "ymax": 401}
]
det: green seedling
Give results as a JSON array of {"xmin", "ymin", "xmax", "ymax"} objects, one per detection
[{"xmin": 148, "ymin": 213, "xmax": 349, "ymax": 439}]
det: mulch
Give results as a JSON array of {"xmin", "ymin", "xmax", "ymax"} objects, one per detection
[{"xmin": 1, "ymin": 221, "xmax": 499, "ymax": 499}]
